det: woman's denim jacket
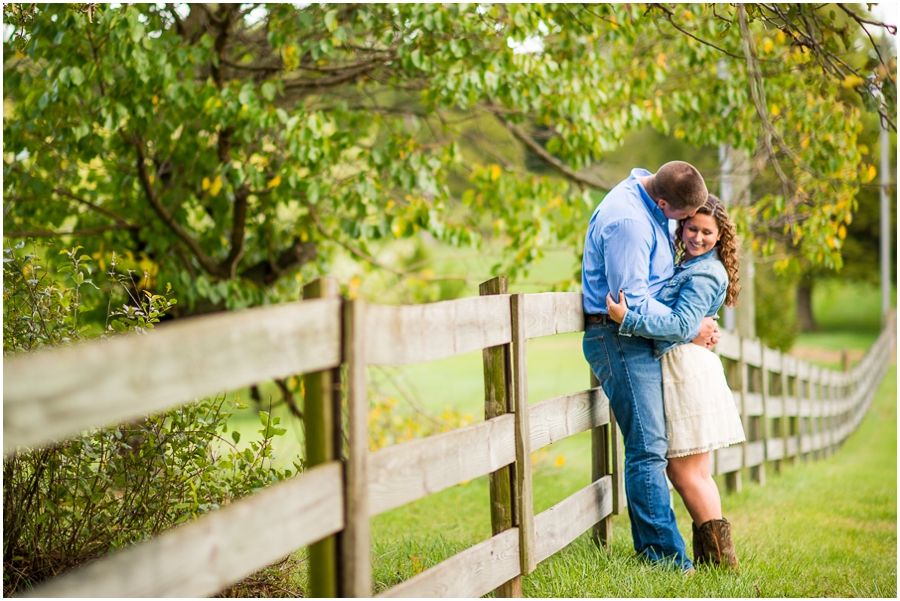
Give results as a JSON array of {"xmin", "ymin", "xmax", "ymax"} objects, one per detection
[{"xmin": 618, "ymin": 248, "xmax": 727, "ymax": 360}]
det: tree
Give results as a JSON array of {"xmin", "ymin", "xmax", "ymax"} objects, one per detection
[{"xmin": 3, "ymin": 4, "xmax": 894, "ymax": 317}]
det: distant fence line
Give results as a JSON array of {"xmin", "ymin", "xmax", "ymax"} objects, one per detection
[{"xmin": 4, "ymin": 276, "xmax": 895, "ymax": 598}]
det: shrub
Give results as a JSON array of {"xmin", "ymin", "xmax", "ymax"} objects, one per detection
[{"xmin": 2, "ymin": 242, "xmax": 296, "ymax": 595}]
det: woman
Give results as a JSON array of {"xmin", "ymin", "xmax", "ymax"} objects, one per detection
[{"xmin": 606, "ymin": 194, "xmax": 745, "ymax": 569}]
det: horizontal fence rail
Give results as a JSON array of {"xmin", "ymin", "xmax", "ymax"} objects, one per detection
[{"xmin": 4, "ymin": 278, "xmax": 894, "ymax": 598}]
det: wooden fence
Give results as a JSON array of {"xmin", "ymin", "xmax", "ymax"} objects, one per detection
[{"xmin": 4, "ymin": 276, "xmax": 894, "ymax": 598}]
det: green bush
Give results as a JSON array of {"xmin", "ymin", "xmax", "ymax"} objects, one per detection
[
  {"xmin": 2, "ymin": 242, "xmax": 296, "ymax": 595},
  {"xmin": 754, "ymin": 261, "xmax": 800, "ymax": 352}
]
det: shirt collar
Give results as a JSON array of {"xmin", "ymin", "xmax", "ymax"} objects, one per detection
[{"xmin": 630, "ymin": 168, "xmax": 667, "ymax": 229}]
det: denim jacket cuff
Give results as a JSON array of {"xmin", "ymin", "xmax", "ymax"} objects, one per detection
[{"xmin": 619, "ymin": 310, "xmax": 638, "ymax": 336}]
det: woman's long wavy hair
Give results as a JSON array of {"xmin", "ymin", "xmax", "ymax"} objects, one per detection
[{"xmin": 675, "ymin": 194, "xmax": 742, "ymax": 307}]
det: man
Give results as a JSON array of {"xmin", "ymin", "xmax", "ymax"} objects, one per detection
[{"xmin": 581, "ymin": 161, "xmax": 719, "ymax": 572}]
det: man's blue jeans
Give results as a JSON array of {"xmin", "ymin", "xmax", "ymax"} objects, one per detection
[{"xmin": 583, "ymin": 319, "xmax": 692, "ymax": 570}]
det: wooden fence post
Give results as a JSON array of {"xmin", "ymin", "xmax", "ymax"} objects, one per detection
[
  {"xmin": 752, "ymin": 344, "xmax": 766, "ymax": 487},
  {"xmin": 342, "ymin": 298, "xmax": 371, "ymax": 597},
  {"xmin": 727, "ymin": 340, "xmax": 746, "ymax": 494},
  {"xmin": 590, "ymin": 371, "xmax": 621, "ymax": 550},
  {"xmin": 479, "ymin": 277, "xmax": 522, "ymax": 598},
  {"xmin": 510, "ymin": 294, "xmax": 537, "ymax": 575},
  {"xmin": 303, "ymin": 278, "xmax": 341, "ymax": 598}
]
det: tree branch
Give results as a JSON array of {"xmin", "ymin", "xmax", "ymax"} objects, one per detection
[
  {"xmin": 646, "ymin": 3, "xmax": 755, "ymax": 62},
  {"xmin": 222, "ymin": 185, "xmax": 249, "ymax": 278},
  {"xmin": 737, "ymin": 5, "xmax": 793, "ymax": 202},
  {"xmin": 124, "ymin": 132, "xmax": 226, "ymax": 278},
  {"xmin": 4, "ymin": 224, "xmax": 138, "ymax": 238},
  {"xmin": 485, "ymin": 106, "xmax": 612, "ymax": 191},
  {"xmin": 239, "ymin": 238, "xmax": 317, "ymax": 285}
]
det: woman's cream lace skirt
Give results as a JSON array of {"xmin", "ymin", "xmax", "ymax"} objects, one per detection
[{"xmin": 661, "ymin": 342, "xmax": 746, "ymax": 458}]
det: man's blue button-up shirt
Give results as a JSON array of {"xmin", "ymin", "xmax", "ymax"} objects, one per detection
[{"xmin": 582, "ymin": 168, "xmax": 676, "ymax": 318}]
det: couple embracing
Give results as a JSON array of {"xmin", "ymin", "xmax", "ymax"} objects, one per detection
[{"xmin": 581, "ymin": 161, "xmax": 745, "ymax": 573}]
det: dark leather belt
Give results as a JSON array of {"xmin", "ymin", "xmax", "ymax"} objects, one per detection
[{"xmin": 585, "ymin": 313, "xmax": 614, "ymax": 324}]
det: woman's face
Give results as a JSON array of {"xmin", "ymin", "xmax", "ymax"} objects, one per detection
[{"xmin": 682, "ymin": 212, "xmax": 720, "ymax": 260}]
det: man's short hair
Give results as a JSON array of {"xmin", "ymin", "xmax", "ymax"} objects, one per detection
[{"xmin": 654, "ymin": 161, "xmax": 708, "ymax": 211}]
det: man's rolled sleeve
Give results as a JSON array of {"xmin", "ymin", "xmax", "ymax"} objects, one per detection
[
  {"xmin": 622, "ymin": 270, "xmax": 723, "ymax": 342},
  {"xmin": 602, "ymin": 218, "xmax": 674, "ymax": 319}
]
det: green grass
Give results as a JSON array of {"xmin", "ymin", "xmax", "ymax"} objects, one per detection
[{"xmin": 370, "ymin": 364, "xmax": 897, "ymax": 597}]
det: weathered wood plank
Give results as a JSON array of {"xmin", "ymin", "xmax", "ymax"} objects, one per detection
[
  {"xmin": 377, "ymin": 529, "xmax": 520, "ymax": 598},
  {"xmin": 742, "ymin": 338, "xmax": 763, "ymax": 367},
  {"xmin": 511, "ymin": 294, "xmax": 537, "ymax": 575},
  {"xmin": 4, "ymin": 298, "xmax": 342, "ymax": 453},
  {"xmin": 763, "ymin": 346, "xmax": 782, "ymax": 374},
  {"xmin": 342, "ymin": 298, "xmax": 371, "ymax": 598},
  {"xmin": 786, "ymin": 437, "xmax": 799, "ymax": 458},
  {"xmin": 529, "ymin": 389, "xmax": 609, "ymax": 450},
  {"xmin": 534, "ymin": 476, "xmax": 613, "ymax": 563},
  {"xmin": 715, "ymin": 330, "xmax": 741, "ymax": 360},
  {"xmin": 368, "ymin": 415, "xmax": 516, "ymax": 516},
  {"xmin": 767, "ymin": 438, "xmax": 785, "ymax": 460},
  {"xmin": 743, "ymin": 392, "xmax": 764, "ymax": 416},
  {"xmin": 367, "ymin": 389, "xmax": 612, "ymax": 518},
  {"xmin": 766, "ymin": 397, "xmax": 784, "ymax": 416},
  {"xmin": 744, "ymin": 440, "xmax": 766, "ymax": 467},
  {"xmin": 26, "ymin": 461, "xmax": 344, "ymax": 598},
  {"xmin": 365, "ymin": 296, "xmax": 511, "ymax": 366},
  {"xmin": 715, "ymin": 445, "xmax": 743, "ymax": 474},
  {"xmin": 522, "ymin": 292, "xmax": 585, "ymax": 339}
]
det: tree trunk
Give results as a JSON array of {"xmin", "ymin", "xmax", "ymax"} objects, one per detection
[{"xmin": 797, "ymin": 280, "xmax": 818, "ymax": 332}]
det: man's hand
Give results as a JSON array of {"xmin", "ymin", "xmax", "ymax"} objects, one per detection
[
  {"xmin": 605, "ymin": 290, "xmax": 628, "ymax": 324},
  {"xmin": 691, "ymin": 316, "xmax": 720, "ymax": 349}
]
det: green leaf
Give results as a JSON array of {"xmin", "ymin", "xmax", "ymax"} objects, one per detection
[
  {"xmin": 261, "ymin": 81, "xmax": 276, "ymax": 101},
  {"xmin": 324, "ymin": 9, "xmax": 338, "ymax": 32}
]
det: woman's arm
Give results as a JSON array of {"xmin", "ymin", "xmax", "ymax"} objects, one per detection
[{"xmin": 607, "ymin": 269, "xmax": 724, "ymax": 342}]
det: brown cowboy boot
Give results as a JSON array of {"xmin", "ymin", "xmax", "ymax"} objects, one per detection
[
  {"xmin": 692, "ymin": 522, "xmax": 709, "ymax": 565},
  {"xmin": 696, "ymin": 518, "xmax": 739, "ymax": 569}
]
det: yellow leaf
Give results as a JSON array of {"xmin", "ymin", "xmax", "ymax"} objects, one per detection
[
  {"xmin": 763, "ymin": 39, "xmax": 773, "ymax": 53},
  {"xmin": 863, "ymin": 163, "xmax": 877, "ymax": 183},
  {"xmin": 210, "ymin": 175, "xmax": 223, "ymax": 196},
  {"xmin": 267, "ymin": 174, "xmax": 281, "ymax": 189},
  {"xmin": 15, "ymin": 49, "xmax": 24, "ymax": 59},
  {"xmin": 838, "ymin": 224, "xmax": 847, "ymax": 240},
  {"xmin": 776, "ymin": 30, "xmax": 786, "ymax": 45},
  {"xmin": 770, "ymin": 104, "xmax": 781, "ymax": 116},
  {"xmin": 202, "ymin": 177, "xmax": 211, "ymax": 191},
  {"xmin": 656, "ymin": 53, "xmax": 666, "ymax": 68},
  {"xmin": 152, "ymin": 94, "xmax": 159, "ymax": 105},
  {"xmin": 490, "ymin": 164, "xmax": 501, "ymax": 181},
  {"xmin": 801, "ymin": 137, "xmax": 809, "ymax": 149},
  {"xmin": 350, "ymin": 276, "xmax": 361, "ymax": 288},
  {"xmin": 385, "ymin": 200, "xmax": 396, "ymax": 212},
  {"xmin": 841, "ymin": 74, "xmax": 865, "ymax": 89}
]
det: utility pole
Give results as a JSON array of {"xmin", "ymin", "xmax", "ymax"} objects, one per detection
[
  {"xmin": 718, "ymin": 59, "xmax": 755, "ymax": 337},
  {"xmin": 880, "ymin": 34, "xmax": 893, "ymax": 324},
  {"xmin": 719, "ymin": 143, "xmax": 737, "ymax": 332}
]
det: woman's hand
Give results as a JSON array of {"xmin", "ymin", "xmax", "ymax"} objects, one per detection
[{"xmin": 605, "ymin": 289, "xmax": 627, "ymax": 324}]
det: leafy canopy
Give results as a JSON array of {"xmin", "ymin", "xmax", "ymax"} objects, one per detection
[{"xmin": 3, "ymin": 4, "xmax": 894, "ymax": 312}]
